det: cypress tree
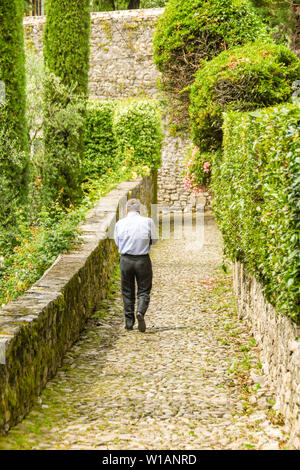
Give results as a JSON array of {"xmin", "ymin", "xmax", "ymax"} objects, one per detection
[
  {"xmin": 0, "ymin": 0, "xmax": 29, "ymax": 250},
  {"xmin": 0, "ymin": 0, "xmax": 28, "ymax": 157},
  {"xmin": 43, "ymin": 0, "xmax": 91, "ymax": 206}
]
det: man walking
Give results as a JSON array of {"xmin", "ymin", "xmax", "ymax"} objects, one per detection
[{"xmin": 114, "ymin": 198, "xmax": 158, "ymax": 332}]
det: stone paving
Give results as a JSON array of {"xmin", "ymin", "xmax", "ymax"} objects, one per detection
[{"xmin": 0, "ymin": 214, "xmax": 290, "ymax": 450}]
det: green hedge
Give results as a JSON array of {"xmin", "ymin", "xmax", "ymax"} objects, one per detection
[
  {"xmin": 83, "ymin": 100, "xmax": 117, "ymax": 178},
  {"xmin": 153, "ymin": 0, "xmax": 267, "ymax": 106},
  {"xmin": 113, "ymin": 99, "xmax": 163, "ymax": 170},
  {"xmin": 190, "ymin": 41, "xmax": 300, "ymax": 151},
  {"xmin": 212, "ymin": 104, "xmax": 300, "ymax": 323}
]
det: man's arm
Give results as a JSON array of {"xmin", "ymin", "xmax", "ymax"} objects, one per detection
[{"xmin": 150, "ymin": 218, "xmax": 159, "ymax": 246}]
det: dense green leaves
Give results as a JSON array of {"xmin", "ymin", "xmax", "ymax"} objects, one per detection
[
  {"xmin": 44, "ymin": 0, "xmax": 91, "ymax": 96},
  {"xmin": 113, "ymin": 99, "xmax": 163, "ymax": 170},
  {"xmin": 0, "ymin": 0, "xmax": 28, "ymax": 150},
  {"xmin": 212, "ymin": 104, "xmax": 300, "ymax": 322},
  {"xmin": 0, "ymin": 0, "xmax": 30, "ymax": 250},
  {"xmin": 43, "ymin": 0, "xmax": 91, "ymax": 206},
  {"xmin": 84, "ymin": 99, "xmax": 162, "ymax": 180},
  {"xmin": 189, "ymin": 40, "xmax": 300, "ymax": 150},
  {"xmin": 83, "ymin": 100, "xmax": 117, "ymax": 179},
  {"xmin": 153, "ymin": 0, "xmax": 268, "ymax": 124}
]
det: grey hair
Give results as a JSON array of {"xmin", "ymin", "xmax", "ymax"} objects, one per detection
[{"xmin": 126, "ymin": 198, "xmax": 141, "ymax": 212}]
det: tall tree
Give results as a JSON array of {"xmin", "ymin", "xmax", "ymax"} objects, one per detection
[
  {"xmin": 0, "ymin": 0, "xmax": 28, "ymax": 150},
  {"xmin": 0, "ymin": 0, "xmax": 29, "ymax": 245},
  {"xmin": 43, "ymin": 0, "xmax": 91, "ymax": 206}
]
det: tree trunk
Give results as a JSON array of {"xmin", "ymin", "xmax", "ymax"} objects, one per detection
[{"xmin": 128, "ymin": 0, "xmax": 140, "ymax": 9}]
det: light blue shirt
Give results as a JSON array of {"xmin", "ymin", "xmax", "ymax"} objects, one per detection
[{"xmin": 114, "ymin": 212, "xmax": 159, "ymax": 255}]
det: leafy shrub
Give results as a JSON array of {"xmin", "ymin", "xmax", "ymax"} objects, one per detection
[
  {"xmin": 25, "ymin": 48, "xmax": 45, "ymax": 149},
  {"xmin": 183, "ymin": 146, "xmax": 215, "ymax": 194},
  {"xmin": 212, "ymin": 103, "xmax": 300, "ymax": 323},
  {"xmin": 42, "ymin": 73, "xmax": 86, "ymax": 207},
  {"xmin": 83, "ymin": 100, "xmax": 117, "ymax": 178},
  {"xmin": 0, "ymin": 125, "xmax": 29, "ymax": 254},
  {"xmin": 190, "ymin": 41, "xmax": 300, "ymax": 151},
  {"xmin": 113, "ymin": 99, "xmax": 163, "ymax": 170},
  {"xmin": 153, "ymin": 0, "xmax": 268, "ymax": 124}
]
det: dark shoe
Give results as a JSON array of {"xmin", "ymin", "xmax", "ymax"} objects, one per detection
[
  {"xmin": 136, "ymin": 312, "xmax": 146, "ymax": 333},
  {"xmin": 125, "ymin": 316, "xmax": 135, "ymax": 330}
]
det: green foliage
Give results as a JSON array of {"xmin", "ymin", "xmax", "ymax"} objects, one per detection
[
  {"xmin": 0, "ymin": 0, "xmax": 28, "ymax": 150},
  {"xmin": 44, "ymin": 0, "xmax": 90, "ymax": 96},
  {"xmin": 113, "ymin": 99, "xmax": 163, "ymax": 170},
  {"xmin": 43, "ymin": 0, "xmax": 90, "ymax": 206},
  {"xmin": 248, "ymin": 0, "xmax": 297, "ymax": 42},
  {"xmin": 153, "ymin": 0, "xmax": 268, "ymax": 123},
  {"xmin": 42, "ymin": 73, "xmax": 86, "ymax": 207},
  {"xmin": 91, "ymin": 0, "xmax": 166, "ymax": 11},
  {"xmin": 0, "ymin": 163, "xmax": 153, "ymax": 306},
  {"xmin": 190, "ymin": 40, "xmax": 300, "ymax": 150},
  {"xmin": 212, "ymin": 103, "xmax": 300, "ymax": 322},
  {"xmin": 0, "ymin": 0, "xmax": 29, "ymax": 249},
  {"xmin": 183, "ymin": 146, "xmax": 217, "ymax": 193},
  {"xmin": 25, "ymin": 49, "xmax": 44, "ymax": 148},
  {"xmin": 0, "ymin": 126, "xmax": 30, "ymax": 254},
  {"xmin": 83, "ymin": 100, "xmax": 117, "ymax": 179},
  {"xmin": 0, "ymin": 96, "xmax": 162, "ymax": 306}
]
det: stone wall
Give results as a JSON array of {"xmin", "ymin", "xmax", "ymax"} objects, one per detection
[
  {"xmin": 23, "ymin": 9, "xmax": 193, "ymax": 210},
  {"xmin": 0, "ymin": 174, "xmax": 156, "ymax": 434},
  {"xmin": 233, "ymin": 262, "xmax": 300, "ymax": 449}
]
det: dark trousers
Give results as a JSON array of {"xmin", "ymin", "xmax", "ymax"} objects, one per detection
[{"xmin": 119, "ymin": 254, "xmax": 153, "ymax": 323}]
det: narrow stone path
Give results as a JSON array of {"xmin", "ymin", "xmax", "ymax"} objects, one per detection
[{"xmin": 0, "ymin": 214, "xmax": 288, "ymax": 450}]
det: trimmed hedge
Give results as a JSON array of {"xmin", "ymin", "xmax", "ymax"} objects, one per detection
[
  {"xmin": 153, "ymin": 0, "xmax": 267, "ymax": 118},
  {"xmin": 190, "ymin": 41, "xmax": 300, "ymax": 151},
  {"xmin": 43, "ymin": 0, "xmax": 91, "ymax": 206},
  {"xmin": 83, "ymin": 100, "xmax": 117, "ymax": 179},
  {"xmin": 83, "ymin": 98, "xmax": 163, "ymax": 178},
  {"xmin": 212, "ymin": 104, "xmax": 300, "ymax": 322},
  {"xmin": 113, "ymin": 100, "xmax": 163, "ymax": 171}
]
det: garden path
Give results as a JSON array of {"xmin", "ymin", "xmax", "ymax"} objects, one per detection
[{"xmin": 0, "ymin": 213, "xmax": 288, "ymax": 450}]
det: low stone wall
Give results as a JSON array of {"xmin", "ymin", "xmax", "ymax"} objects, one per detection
[
  {"xmin": 233, "ymin": 262, "xmax": 300, "ymax": 449},
  {"xmin": 0, "ymin": 174, "xmax": 156, "ymax": 434}
]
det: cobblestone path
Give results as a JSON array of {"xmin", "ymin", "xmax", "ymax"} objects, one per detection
[{"xmin": 0, "ymin": 214, "xmax": 289, "ymax": 450}]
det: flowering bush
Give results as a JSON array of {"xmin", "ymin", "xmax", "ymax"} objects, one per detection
[{"xmin": 183, "ymin": 146, "xmax": 212, "ymax": 194}]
